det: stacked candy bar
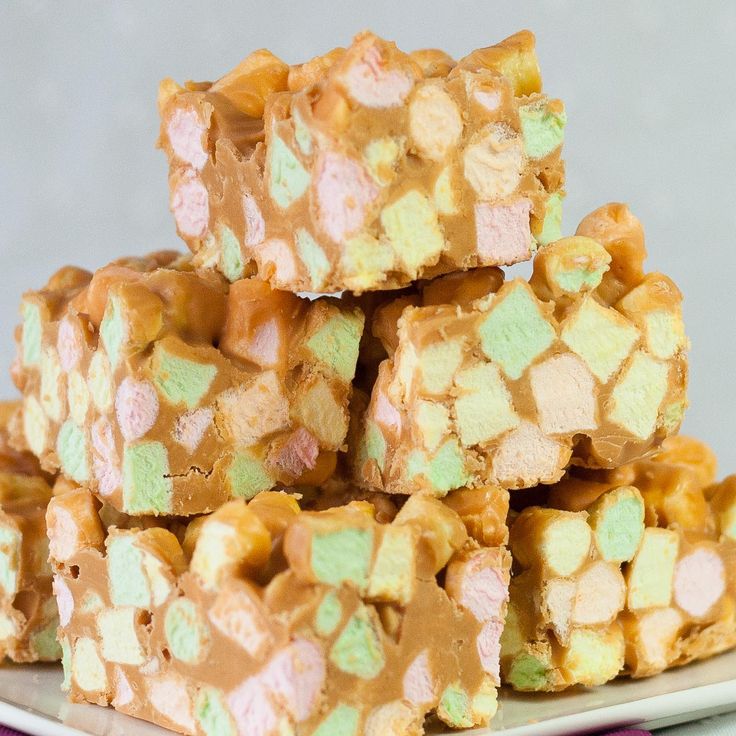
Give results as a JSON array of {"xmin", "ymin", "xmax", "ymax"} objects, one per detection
[
  {"xmin": 501, "ymin": 436, "xmax": 736, "ymax": 691},
  {"xmin": 49, "ymin": 487, "xmax": 510, "ymax": 734},
  {"xmin": 12, "ymin": 253, "xmax": 363, "ymax": 515},
  {"xmin": 2, "ymin": 23, "xmax": 734, "ymax": 736},
  {"xmin": 352, "ymin": 203, "xmax": 688, "ymax": 495},
  {"xmin": 0, "ymin": 401, "xmax": 60, "ymax": 662},
  {"xmin": 158, "ymin": 31, "xmax": 565, "ymax": 292}
]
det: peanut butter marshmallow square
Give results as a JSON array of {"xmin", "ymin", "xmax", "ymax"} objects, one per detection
[
  {"xmin": 159, "ymin": 30, "xmax": 565, "ymax": 293},
  {"xmin": 0, "ymin": 401, "xmax": 60, "ymax": 662},
  {"xmin": 502, "ymin": 436, "xmax": 736, "ymax": 691},
  {"xmin": 352, "ymin": 203, "xmax": 688, "ymax": 496},
  {"xmin": 13, "ymin": 252, "xmax": 364, "ymax": 515},
  {"xmin": 48, "ymin": 485, "xmax": 511, "ymax": 735}
]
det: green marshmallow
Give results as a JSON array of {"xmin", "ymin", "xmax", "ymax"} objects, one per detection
[
  {"xmin": 21, "ymin": 300, "xmax": 42, "ymax": 367},
  {"xmin": 227, "ymin": 450, "xmax": 274, "ymax": 499},
  {"xmin": 57, "ymin": 420, "xmax": 90, "ymax": 483},
  {"xmin": 196, "ymin": 687, "xmax": 236, "ymax": 736},
  {"xmin": 123, "ymin": 441, "xmax": 173, "ymax": 514},
  {"xmin": 219, "ymin": 224, "xmax": 245, "ymax": 283},
  {"xmin": 507, "ymin": 653, "xmax": 551, "ymax": 691},
  {"xmin": 561, "ymin": 298, "xmax": 640, "ymax": 383},
  {"xmin": 108, "ymin": 534, "xmax": 149, "ymax": 608},
  {"xmin": 316, "ymin": 591, "xmax": 343, "ymax": 636},
  {"xmin": 30, "ymin": 618, "xmax": 62, "ymax": 660},
  {"xmin": 454, "ymin": 362, "xmax": 519, "ymax": 446},
  {"xmin": 537, "ymin": 192, "xmax": 563, "ymax": 247},
  {"xmin": 313, "ymin": 704, "xmax": 360, "ymax": 736},
  {"xmin": 419, "ymin": 340, "xmax": 464, "ymax": 394},
  {"xmin": 645, "ymin": 310, "xmax": 684, "ymax": 359},
  {"xmin": 519, "ymin": 100, "xmax": 566, "ymax": 159},
  {"xmin": 408, "ymin": 440, "xmax": 469, "ymax": 495},
  {"xmin": 296, "ymin": 228, "xmax": 331, "ymax": 290},
  {"xmin": 359, "ymin": 420, "xmax": 387, "ymax": 472},
  {"xmin": 381, "ymin": 190, "xmax": 445, "ymax": 275},
  {"xmin": 439, "ymin": 684, "xmax": 473, "ymax": 728},
  {"xmin": 555, "ymin": 265, "xmax": 607, "ymax": 293},
  {"xmin": 153, "ymin": 344, "xmax": 217, "ymax": 409},
  {"xmin": 100, "ymin": 295, "xmax": 126, "ymax": 367},
  {"xmin": 60, "ymin": 636, "xmax": 72, "ymax": 691},
  {"xmin": 269, "ymin": 134, "xmax": 310, "ymax": 209},
  {"xmin": 589, "ymin": 487, "xmax": 645, "ymax": 563},
  {"xmin": 609, "ymin": 351, "xmax": 669, "ymax": 439},
  {"xmin": 479, "ymin": 284, "xmax": 555, "ymax": 380},
  {"xmin": 307, "ymin": 310, "xmax": 363, "ymax": 382},
  {"xmin": 661, "ymin": 400, "xmax": 686, "ymax": 432},
  {"xmin": 293, "ymin": 110, "xmax": 313, "ymax": 156},
  {"xmin": 330, "ymin": 607, "xmax": 385, "ymax": 679},
  {"xmin": 0, "ymin": 526, "xmax": 20, "ymax": 596},
  {"xmin": 312, "ymin": 527, "xmax": 373, "ymax": 589},
  {"xmin": 367, "ymin": 526, "xmax": 414, "ymax": 604},
  {"xmin": 165, "ymin": 598, "xmax": 210, "ymax": 664}
]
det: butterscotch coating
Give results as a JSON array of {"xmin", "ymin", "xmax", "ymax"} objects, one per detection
[
  {"xmin": 501, "ymin": 436, "xmax": 736, "ymax": 691},
  {"xmin": 0, "ymin": 401, "xmax": 59, "ymax": 663},
  {"xmin": 352, "ymin": 204, "xmax": 688, "ymax": 496},
  {"xmin": 49, "ymin": 489, "xmax": 510, "ymax": 734},
  {"xmin": 13, "ymin": 253, "xmax": 364, "ymax": 516},
  {"xmin": 159, "ymin": 30, "xmax": 566, "ymax": 293}
]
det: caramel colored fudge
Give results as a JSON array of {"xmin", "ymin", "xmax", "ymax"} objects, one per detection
[
  {"xmin": 159, "ymin": 30, "xmax": 565, "ymax": 293},
  {"xmin": 13, "ymin": 253, "xmax": 363, "ymax": 516},
  {"xmin": 501, "ymin": 436, "xmax": 736, "ymax": 691},
  {"xmin": 353, "ymin": 203, "xmax": 688, "ymax": 495},
  {"xmin": 49, "ymin": 487, "xmax": 510, "ymax": 735},
  {"xmin": 0, "ymin": 401, "xmax": 59, "ymax": 662}
]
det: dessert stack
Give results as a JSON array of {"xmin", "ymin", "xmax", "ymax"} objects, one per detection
[{"xmin": 1, "ymin": 28, "xmax": 734, "ymax": 736}]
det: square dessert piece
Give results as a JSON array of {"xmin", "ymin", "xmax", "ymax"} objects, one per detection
[
  {"xmin": 13, "ymin": 253, "xmax": 363, "ymax": 515},
  {"xmin": 502, "ymin": 435, "xmax": 736, "ymax": 691},
  {"xmin": 48, "ymin": 485, "xmax": 510, "ymax": 734},
  {"xmin": 159, "ymin": 30, "xmax": 565, "ymax": 293},
  {"xmin": 353, "ymin": 203, "xmax": 688, "ymax": 495}
]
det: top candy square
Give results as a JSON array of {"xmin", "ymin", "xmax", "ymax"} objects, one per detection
[{"xmin": 159, "ymin": 30, "xmax": 565, "ymax": 293}]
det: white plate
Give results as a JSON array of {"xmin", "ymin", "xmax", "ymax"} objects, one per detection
[{"xmin": 0, "ymin": 651, "xmax": 734, "ymax": 736}]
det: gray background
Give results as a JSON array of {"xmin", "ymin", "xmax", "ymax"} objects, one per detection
[{"xmin": 1, "ymin": 0, "xmax": 735, "ymax": 470}]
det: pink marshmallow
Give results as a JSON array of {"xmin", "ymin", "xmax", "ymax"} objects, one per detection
[
  {"xmin": 262, "ymin": 638, "xmax": 325, "ymax": 723},
  {"xmin": 53, "ymin": 574, "xmax": 73, "ymax": 627},
  {"xmin": 249, "ymin": 319, "xmax": 280, "ymax": 368},
  {"xmin": 243, "ymin": 193, "xmax": 266, "ymax": 246},
  {"xmin": 403, "ymin": 650, "xmax": 435, "ymax": 706},
  {"xmin": 474, "ymin": 90, "xmax": 501, "ymax": 112},
  {"xmin": 115, "ymin": 378, "xmax": 159, "ymax": 442},
  {"xmin": 228, "ymin": 677, "xmax": 278, "ymax": 736},
  {"xmin": 674, "ymin": 548, "xmax": 726, "ymax": 618},
  {"xmin": 316, "ymin": 152, "xmax": 380, "ymax": 244},
  {"xmin": 57, "ymin": 317, "xmax": 82, "ymax": 372},
  {"xmin": 343, "ymin": 43, "xmax": 414, "ymax": 108},
  {"xmin": 167, "ymin": 107, "xmax": 208, "ymax": 170},
  {"xmin": 174, "ymin": 407, "xmax": 213, "ymax": 453},
  {"xmin": 257, "ymin": 239, "xmax": 297, "ymax": 286},
  {"xmin": 270, "ymin": 427, "xmax": 319, "ymax": 479},
  {"xmin": 477, "ymin": 619, "xmax": 504, "ymax": 681},
  {"xmin": 457, "ymin": 551, "xmax": 509, "ymax": 623},
  {"xmin": 475, "ymin": 199, "xmax": 533, "ymax": 265},
  {"xmin": 172, "ymin": 171, "xmax": 209, "ymax": 238},
  {"xmin": 373, "ymin": 390, "xmax": 402, "ymax": 435},
  {"xmin": 90, "ymin": 417, "xmax": 122, "ymax": 496}
]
